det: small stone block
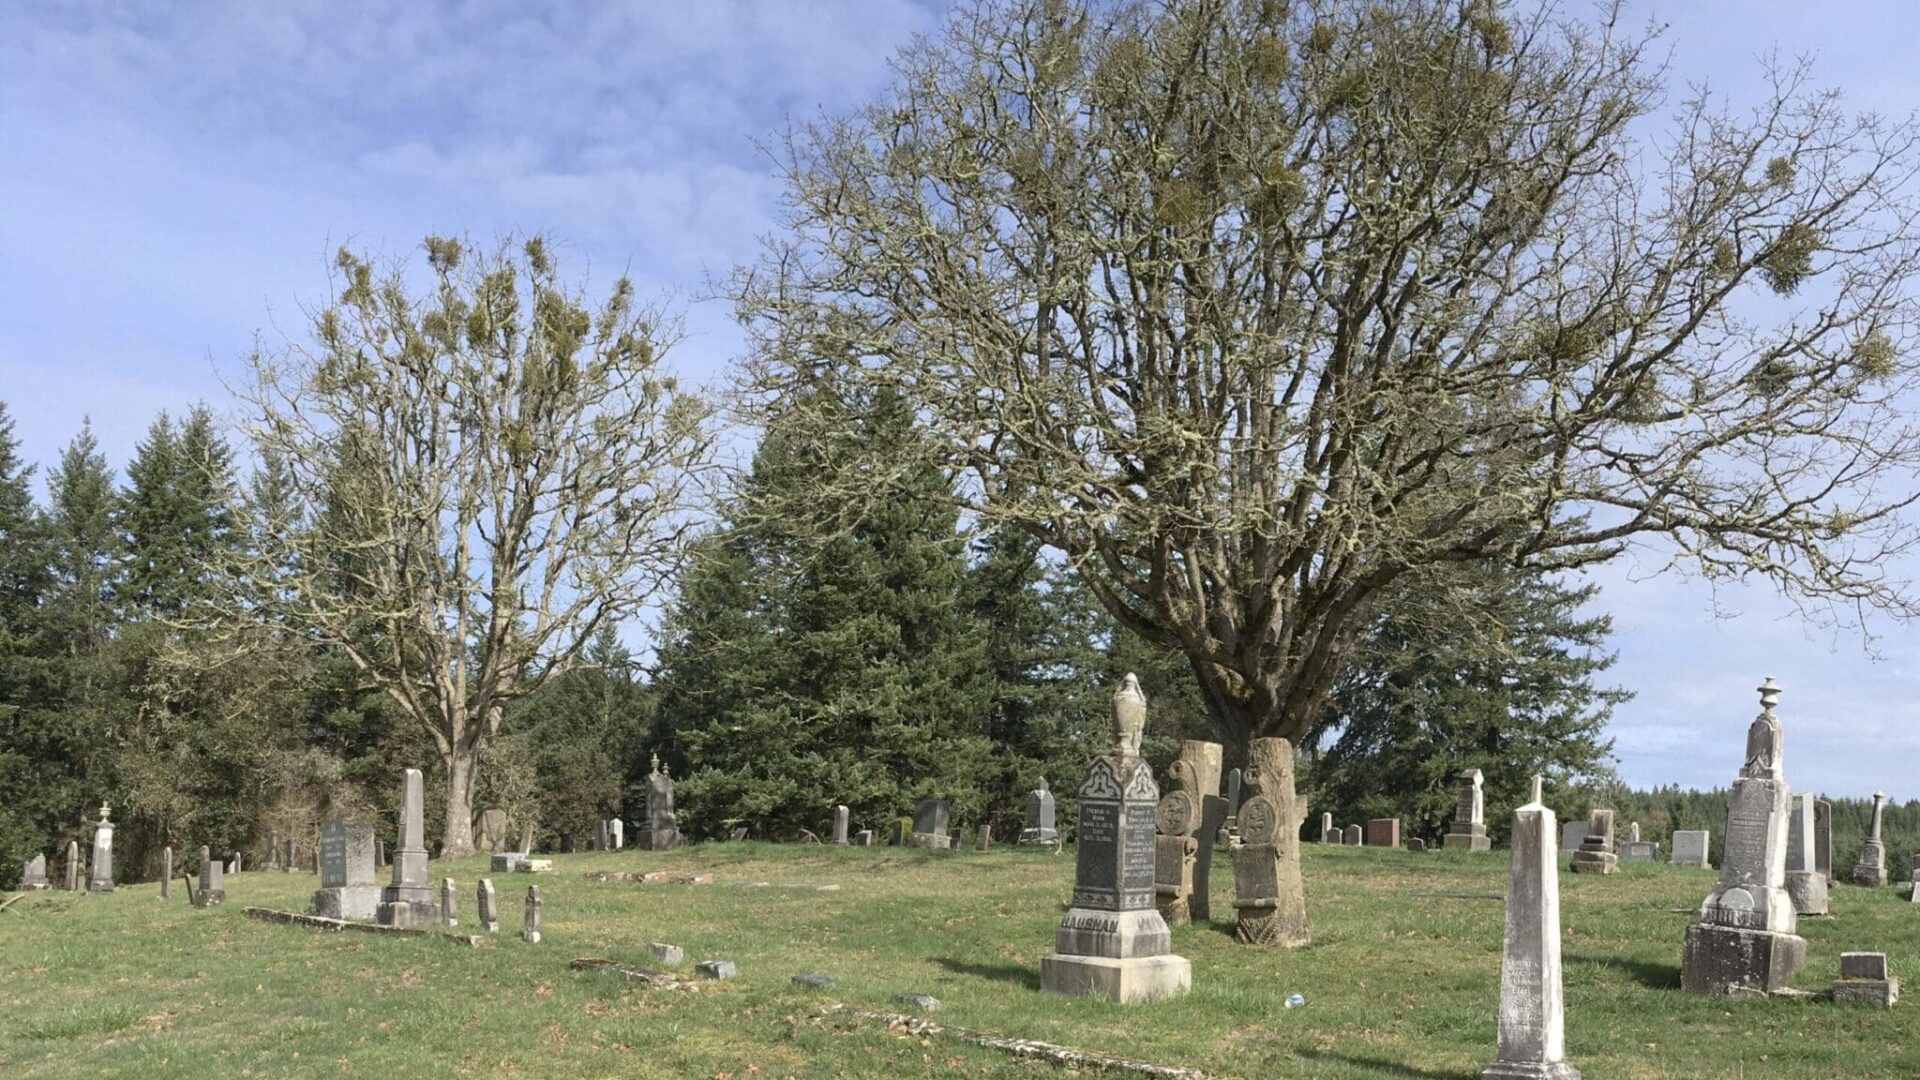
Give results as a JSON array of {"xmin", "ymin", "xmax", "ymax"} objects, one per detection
[
  {"xmin": 648, "ymin": 942, "xmax": 685, "ymax": 965},
  {"xmin": 1842, "ymin": 952, "xmax": 1890, "ymax": 981},
  {"xmin": 1039, "ymin": 952, "xmax": 1191, "ymax": 1004},
  {"xmin": 696, "ymin": 959, "xmax": 737, "ymax": 980},
  {"xmin": 1833, "ymin": 977, "xmax": 1900, "ymax": 1007},
  {"xmin": 791, "ymin": 972, "xmax": 835, "ymax": 990},
  {"xmin": 514, "ymin": 859, "xmax": 553, "ymax": 873},
  {"xmin": 892, "ymin": 992, "xmax": 941, "ymax": 1012}
]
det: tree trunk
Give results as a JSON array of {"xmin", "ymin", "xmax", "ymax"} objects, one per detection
[{"xmin": 441, "ymin": 739, "xmax": 479, "ymax": 858}]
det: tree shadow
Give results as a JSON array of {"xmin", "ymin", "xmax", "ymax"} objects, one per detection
[
  {"xmin": 1293, "ymin": 1048, "xmax": 1478, "ymax": 1079},
  {"xmin": 1566, "ymin": 951, "xmax": 1682, "ymax": 989},
  {"xmin": 932, "ymin": 956, "xmax": 1041, "ymax": 990}
]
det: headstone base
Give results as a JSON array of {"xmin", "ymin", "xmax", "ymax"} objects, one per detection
[
  {"xmin": 1568, "ymin": 851, "xmax": 1617, "ymax": 875},
  {"xmin": 640, "ymin": 829, "xmax": 683, "ymax": 851},
  {"xmin": 1785, "ymin": 870, "xmax": 1829, "ymax": 916},
  {"xmin": 376, "ymin": 893, "xmax": 439, "ymax": 927},
  {"xmin": 491, "ymin": 852, "xmax": 531, "ymax": 872},
  {"xmin": 908, "ymin": 832, "xmax": 952, "ymax": 850},
  {"xmin": 1018, "ymin": 828, "xmax": 1058, "ymax": 845},
  {"xmin": 311, "ymin": 885, "xmax": 382, "ymax": 921},
  {"xmin": 1852, "ymin": 865, "xmax": 1888, "ymax": 887},
  {"xmin": 1680, "ymin": 923, "xmax": 1806, "ymax": 996},
  {"xmin": 1039, "ymin": 952, "xmax": 1190, "ymax": 1004},
  {"xmin": 1053, "ymin": 907, "xmax": 1172, "ymax": 959},
  {"xmin": 1832, "ymin": 977, "xmax": 1900, "ymax": 1007},
  {"xmin": 1443, "ymin": 832, "xmax": 1492, "ymax": 851},
  {"xmin": 1481, "ymin": 1062, "xmax": 1582, "ymax": 1079},
  {"xmin": 87, "ymin": 881, "xmax": 114, "ymax": 894},
  {"xmin": 192, "ymin": 890, "xmax": 225, "ymax": 908}
]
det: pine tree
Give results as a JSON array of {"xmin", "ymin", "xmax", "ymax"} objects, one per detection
[
  {"xmin": 0, "ymin": 403, "xmax": 55, "ymax": 869},
  {"xmin": 119, "ymin": 405, "xmax": 238, "ymax": 617},
  {"xmin": 500, "ymin": 626, "xmax": 651, "ymax": 848}
]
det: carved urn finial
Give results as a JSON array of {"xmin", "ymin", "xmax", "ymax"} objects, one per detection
[
  {"xmin": 1112, "ymin": 673, "xmax": 1147, "ymax": 758},
  {"xmin": 1758, "ymin": 676, "xmax": 1781, "ymax": 713}
]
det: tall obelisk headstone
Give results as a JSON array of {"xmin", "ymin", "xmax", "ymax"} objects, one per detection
[
  {"xmin": 160, "ymin": 846, "xmax": 172, "ymax": 900},
  {"xmin": 1231, "ymin": 737, "xmax": 1310, "ymax": 946},
  {"xmin": 1681, "ymin": 678, "xmax": 1806, "ymax": 996},
  {"xmin": 1482, "ymin": 776, "xmax": 1580, "ymax": 1080},
  {"xmin": 833, "ymin": 805, "xmax": 850, "ymax": 845},
  {"xmin": 1783, "ymin": 792, "xmax": 1828, "ymax": 915},
  {"xmin": 375, "ymin": 768, "xmax": 438, "ymax": 926},
  {"xmin": 1040, "ymin": 673, "xmax": 1191, "ymax": 1003},
  {"xmin": 195, "ymin": 846, "xmax": 224, "ymax": 907},
  {"xmin": 1852, "ymin": 791, "xmax": 1889, "ymax": 887},
  {"xmin": 87, "ymin": 803, "xmax": 114, "ymax": 893},
  {"xmin": 1445, "ymin": 769, "xmax": 1492, "ymax": 851}
]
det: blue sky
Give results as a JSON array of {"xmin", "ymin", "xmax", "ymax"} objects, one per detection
[{"xmin": 4, "ymin": 1, "xmax": 1919, "ymax": 798}]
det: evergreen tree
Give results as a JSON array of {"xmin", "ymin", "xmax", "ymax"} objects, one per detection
[
  {"xmin": 0, "ymin": 403, "xmax": 54, "ymax": 869},
  {"xmin": 120, "ymin": 405, "xmax": 238, "ymax": 617},
  {"xmin": 1304, "ymin": 563, "xmax": 1626, "ymax": 843},
  {"xmin": 500, "ymin": 625, "xmax": 651, "ymax": 848}
]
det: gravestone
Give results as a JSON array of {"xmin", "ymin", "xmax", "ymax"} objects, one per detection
[
  {"xmin": 1320, "ymin": 811, "xmax": 1337, "ymax": 845},
  {"xmin": 1671, "ymin": 829, "xmax": 1712, "ymax": 869},
  {"xmin": 855, "ymin": 829, "xmax": 874, "ymax": 846},
  {"xmin": 521, "ymin": 885, "xmax": 542, "ymax": 943},
  {"xmin": 1568, "ymin": 809, "xmax": 1617, "ymax": 875},
  {"xmin": 64, "ymin": 840, "xmax": 80, "ymax": 891},
  {"xmin": 441, "ymin": 877, "xmax": 457, "ymax": 927},
  {"xmin": 1482, "ymin": 776, "xmax": 1580, "ymax": 1080},
  {"xmin": 1783, "ymin": 792, "xmax": 1828, "ymax": 915},
  {"xmin": 1342, "ymin": 824, "xmax": 1362, "ymax": 846},
  {"xmin": 833, "ymin": 805, "xmax": 850, "ymax": 845},
  {"xmin": 889, "ymin": 821, "xmax": 904, "ymax": 846},
  {"xmin": 227, "ymin": 857, "xmax": 238, "ymax": 874},
  {"xmin": 594, "ymin": 819, "xmax": 609, "ymax": 852},
  {"xmin": 268, "ymin": 829, "xmax": 280, "ymax": 870},
  {"xmin": 312, "ymin": 818, "xmax": 381, "ymax": 920},
  {"xmin": 1225, "ymin": 768, "xmax": 1243, "ymax": 823},
  {"xmin": 1366, "ymin": 818, "xmax": 1401, "ymax": 848},
  {"xmin": 1833, "ymin": 951, "xmax": 1900, "ymax": 1007},
  {"xmin": 1192, "ymin": 792, "xmax": 1229, "ymax": 922},
  {"xmin": 1852, "ymin": 791, "xmax": 1889, "ymax": 887},
  {"xmin": 1040, "ymin": 673, "xmax": 1190, "ymax": 1003},
  {"xmin": 1813, "ymin": 798, "xmax": 1833, "ymax": 885},
  {"xmin": 376, "ymin": 768, "xmax": 439, "ymax": 926},
  {"xmin": 1908, "ymin": 854, "xmax": 1920, "ymax": 903},
  {"xmin": 196, "ymin": 846, "xmax": 225, "ymax": 907},
  {"xmin": 18, "ymin": 853, "xmax": 48, "ymax": 891},
  {"xmin": 87, "ymin": 804, "xmax": 114, "ymax": 893},
  {"xmin": 948, "ymin": 827, "xmax": 961, "ymax": 847},
  {"xmin": 1681, "ymin": 678, "xmax": 1806, "ymax": 996},
  {"xmin": 1152, "ymin": 740, "xmax": 1215, "ymax": 926},
  {"xmin": 283, "ymin": 837, "xmax": 295, "ymax": 872},
  {"xmin": 730, "ymin": 826, "xmax": 748, "ymax": 842},
  {"xmin": 1444, "ymin": 769, "xmax": 1491, "ymax": 851},
  {"xmin": 976, "ymin": 825, "xmax": 992, "ymax": 851},
  {"xmin": 1232, "ymin": 737, "xmax": 1310, "ymax": 947},
  {"xmin": 610, "ymin": 819, "xmax": 623, "ymax": 851},
  {"xmin": 1559, "ymin": 821, "xmax": 1587, "ymax": 855},
  {"xmin": 476, "ymin": 807, "xmax": 510, "ymax": 852},
  {"xmin": 1406, "ymin": 838, "xmax": 1427, "ymax": 852},
  {"xmin": 1627, "ymin": 822, "xmax": 1640, "ymax": 844},
  {"xmin": 1020, "ymin": 777, "xmax": 1059, "ymax": 845},
  {"xmin": 477, "ymin": 879, "xmax": 498, "ymax": 932},
  {"xmin": 160, "ymin": 847, "xmax": 172, "ymax": 900},
  {"xmin": 910, "ymin": 798, "xmax": 952, "ymax": 849},
  {"xmin": 1621, "ymin": 840, "xmax": 1660, "ymax": 862},
  {"xmin": 639, "ymin": 754, "xmax": 683, "ymax": 850}
]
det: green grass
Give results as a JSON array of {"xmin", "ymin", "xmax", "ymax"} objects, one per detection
[{"xmin": 1, "ymin": 842, "xmax": 1914, "ymax": 1078}]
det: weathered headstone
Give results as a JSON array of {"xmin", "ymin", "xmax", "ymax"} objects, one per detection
[
  {"xmin": 610, "ymin": 818, "xmax": 623, "ymax": 850},
  {"xmin": 649, "ymin": 942, "xmax": 684, "ymax": 965},
  {"xmin": 477, "ymin": 879, "xmax": 498, "ymax": 932},
  {"xmin": 696, "ymin": 959, "xmax": 736, "ymax": 980},
  {"xmin": 1621, "ymin": 839, "xmax": 1660, "ymax": 862},
  {"xmin": 1231, "ymin": 737, "xmax": 1310, "ymax": 947},
  {"xmin": 521, "ymin": 885, "xmax": 541, "ymax": 943},
  {"xmin": 833, "ymin": 805, "xmax": 850, "ymax": 845},
  {"xmin": 854, "ymin": 829, "xmax": 874, "ymax": 846},
  {"xmin": 268, "ymin": 829, "xmax": 281, "ymax": 870},
  {"xmin": 63, "ymin": 840, "xmax": 81, "ymax": 891},
  {"xmin": 1908, "ymin": 854, "xmax": 1920, "ymax": 904},
  {"xmin": 1626, "ymin": 822, "xmax": 1640, "ymax": 844},
  {"xmin": 1020, "ymin": 777, "xmax": 1059, "ymax": 845},
  {"xmin": 1568, "ymin": 809, "xmax": 1617, "ymax": 875},
  {"xmin": 1851, "ymin": 790, "xmax": 1889, "ymax": 887},
  {"xmin": 376, "ymin": 768, "xmax": 439, "ymax": 926},
  {"xmin": 1559, "ymin": 820, "xmax": 1587, "ymax": 855},
  {"xmin": 1444, "ymin": 769, "xmax": 1492, "ymax": 851},
  {"xmin": 1833, "ymin": 951, "xmax": 1900, "ymax": 1007},
  {"xmin": 283, "ymin": 837, "xmax": 294, "ymax": 873},
  {"xmin": 1670, "ymin": 829, "xmax": 1711, "ymax": 868},
  {"xmin": 476, "ymin": 807, "xmax": 510, "ymax": 852},
  {"xmin": 1482, "ymin": 776, "xmax": 1580, "ymax": 1080},
  {"xmin": 1366, "ymin": 818, "xmax": 1401, "ymax": 849},
  {"xmin": 18, "ymin": 853, "xmax": 48, "ymax": 891},
  {"xmin": 593, "ymin": 819, "xmax": 609, "ymax": 852},
  {"xmin": 227, "ymin": 856, "xmax": 238, "ymax": 875},
  {"xmin": 948, "ymin": 827, "xmax": 962, "ymax": 847},
  {"xmin": 1783, "ymin": 791, "xmax": 1828, "ymax": 915},
  {"xmin": 976, "ymin": 825, "xmax": 992, "ymax": 851},
  {"xmin": 1342, "ymin": 824, "xmax": 1361, "ymax": 846},
  {"xmin": 1406, "ymin": 838, "xmax": 1427, "ymax": 852},
  {"xmin": 87, "ymin": 804, "xmax": 114, "ymax": 893},
  {"xmin": 1225, "ymin": 767, "xmax": 1243, "ymax": 822},
  {"xmin": 910, "ymin": 798, "xmax": 952, "ymax": 849},
  {"xmin": 196, "ymin": 846, "xmax": 225, "ymax": 907},
  {"xmin": 640, "ymin": 754, "xmax": 683, "ymax": 850},
  {"xmin": 1681, "ymin": 678, "xmax": 1806, "ymax": 996},
  {"xmin": 1152, "ymin": 740, "xmax": 1213, "ymax": 926},
  {"xmin": 1813, "ymin": 798, "xmax": 1833, "ymax": 885},
  {"xmin": 160, "ymin": 846, "xmax": 172, "ymax": 900},
  {"xmin": 731, "ymin": 826, "xmax": 749, "ymax": 842},
  {"xmin": 1319, "ymin": 811, "xmax": 1337, "ymax": 845},
  {"xmin": 441, "ymin": 877, "xmax": 458, "ymax": 927},
  {"xmin": 1040, "ymin": 673, "xmax": 1191, "ymax": 1003},
  {"xmin": 311, "ymin": 818, "xmax": 381, "ymax": 920}
]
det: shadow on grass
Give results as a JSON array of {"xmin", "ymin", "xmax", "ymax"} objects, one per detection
[
  {"xmin": 1566, "ymin": 951, "xmax": 1681, "ymax": 989},
  {"xmin": 1294, "ymin": 1048, "xmax": 1477, "ymax": 1079},
  {"xmin": 933, "ymin": 956, "xmax": 1041, "ymax": 990}
]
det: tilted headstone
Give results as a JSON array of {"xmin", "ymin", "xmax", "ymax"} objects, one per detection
[
  {"xmin": 1783, "ymin": 791, "xmax": 1828, "ymax": 915},
  {"xmin": 1670, "ymin": 829, "xmax": 1711, "ymax": 868},
  {"xmin": 1040, "ymin": 673, "xmax": 1191, "ymax": 1003},
  {"xmin": 1568, "ymin": 809, "xmax": 1617, "ymax": 875},
  {"xmin": 1681, "ymin": 678, "xmax": 1806, "ymax": 996},
  {"xmin": 376, "ymin": 768, "xmax": 439, "ymax": 926},
  {"xmin": 1366, "ymin": 818, "xmax": 1401, "ymax": 849},
  {"xmin": 833, "ymin": 805, "xmax": 850, "ymax": 845},
  {"xmin": 1020, "ymin": 777, "xmax": 1059, "ymax": 845},
  {"xmin": 1231, "ymin": 737, "xmax": 1310, "ymax": 947},
  {"xmin": 1319, "ymin": 811, "xmax": 1337, "ymax": 845},
  {"xmin": 640, "ymin": 754, "xmax": 683, "ymax": 850},
  {"xmin": 1342, "ymin": 824, "xmax": 1361, "ymax": 846},
  {"xmin": 441, "ymin": 877, "xmax": 458, "ymax": 928},
  {"xmin": 1851, "ymin": 790, "xmax": 1889, "ymax": 887},
  {"xmin": 160, "ymin": 846, "xmax": 172, "ymax": 900},
  {"xmin": 521, "ymin": 885, "xmax": 542, "ymax": 943},
  {"xmin": 87, "ymin": 804, "xmax": 114, "ymax": 893},
  {"xmin": 18, "ymin": 853, "xmax": 49, "ymax": 891},
  {"xmin": 1813, "ymin": 798, "xmax": 1833, "ymax": 884},
  {"xmin": 1443, "ymin": 769, "xmax": 1491, "ymax": 851},
  {"xmin": 312, "ymin": 818, "xmax": 382, "ymax": 918},
  {"xmin": 1482, "ymin": 776, "xmax": 1580, "ymax": 1080},
  {"xmin": 477, "ymin": 878, "xmax": 499, "ymax": 932},
  {"xmin": 910, "ymin": 798, "xmax": 952, "ymax": 849},
  {"xmin": 196, "ymin": 846, "xmax": 225, "ymax": 907},
  {"xmin": 730, "ymin": 826, "xmax": 749, "ymax": 842}
]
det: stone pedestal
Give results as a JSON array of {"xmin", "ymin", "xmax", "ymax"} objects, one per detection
[
  {"xmin": 1681, "ymin": 923, "xmax": 1806, "ymax": 996},
  {"xmin": 1446, "ymin": 825, "xmax": 1492, "ymax": 851},
  {"xmin": 87, "ymin": 806, "xmax": 115, "ymax": 893},
  {"xmin": 1568, "ymin": 809, "xmax": 1616, "ymax": 875},
  {"xmin": 1041, "ymin": 746, "xmax": 1189, "ymax": 1004},
  {"xmin": 1852, "ymin": 791, "xmax": 1889, "ymax": 886}
]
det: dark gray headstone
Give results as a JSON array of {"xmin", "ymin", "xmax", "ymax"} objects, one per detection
[
  {"xmin": 1022, "ymin": 777, "xmax": 1058, "ymax": 844},
  {"xmin": 912, "ymin": 798, "xmax": 951, "ymax": 842},
  {"xmin": 477, "ymin": 879, "xmax": 499, "ymax": 932},
  {"xmin": 521, "ymin": 885, "xmax": 542, "ymax": 943}
]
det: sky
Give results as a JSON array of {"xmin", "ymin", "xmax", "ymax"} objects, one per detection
[{"xmin": 4, "ymin": 0, "xmax": 1920, "ymax": 798}]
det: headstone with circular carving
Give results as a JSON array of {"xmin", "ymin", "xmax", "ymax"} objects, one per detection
[
  {"xmin": 1155, "ymin": 790, "xmax": 1200, "ymax": 837},
  {"xmin": 1237, "ymin": 794, "xmax": 1279, "ymax": 846}
]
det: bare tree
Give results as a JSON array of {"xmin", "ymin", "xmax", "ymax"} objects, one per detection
[
  {"xmin": 734, "ymin": 0, "xmax": 1920, "ymax": 758},
  {"xmin": 234, "ymin": 236, "xmax": 712, "ymax": 856}
]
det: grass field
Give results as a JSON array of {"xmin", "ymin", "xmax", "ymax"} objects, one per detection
[{"xmin": 1, "ymin": 840, "xmax": 1914, "ymax": 1079}]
